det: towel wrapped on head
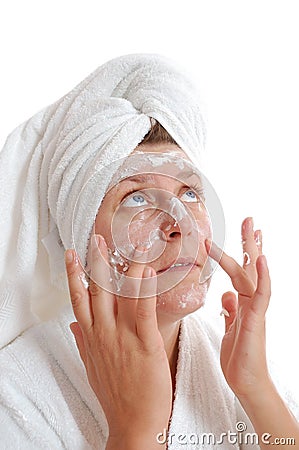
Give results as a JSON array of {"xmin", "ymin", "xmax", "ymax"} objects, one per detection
[{"xmin": 0, "ymin": 53, "xmax": 206, "ymax": 349}]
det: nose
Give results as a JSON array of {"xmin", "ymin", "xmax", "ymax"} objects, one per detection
[{"xmin": 160, "ymin": 199, "xmax": 194, "ymax": 241}]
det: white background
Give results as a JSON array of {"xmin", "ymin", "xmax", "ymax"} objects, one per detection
[{"xmin": 1, "ymin": 1, "xmax": 298, "ymax": 392}]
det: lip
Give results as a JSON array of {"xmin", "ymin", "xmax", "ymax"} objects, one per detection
[{"xmin": 157, "ymin": 257, "xmax": 200, "ymax": 274}]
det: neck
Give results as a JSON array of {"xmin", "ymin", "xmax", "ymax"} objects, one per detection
[{"xmin": 158, "ymin": 319, "xmax": 181, "ymax": 389}]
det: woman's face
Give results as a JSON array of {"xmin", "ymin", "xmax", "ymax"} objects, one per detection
[{"xmin": 93, "ymin": 143, "xmax": 212, "ymax": 322}]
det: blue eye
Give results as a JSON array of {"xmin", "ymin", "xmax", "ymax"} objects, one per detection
[
  {"xmin": 133, "ymin": 195, "xmax": 145, "ymax": 204},
  {"xmin": 181, "ymin": 190, "xmax": 198, "ymax": 203},
  {"xmin": 122, "ymin": 193, "xmax": 148, "ymax": 207}
]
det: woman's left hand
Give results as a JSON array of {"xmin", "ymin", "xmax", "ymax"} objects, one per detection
[{"xmin": 206, "ymin": 217, "xmax": 272, "ymax": 399}]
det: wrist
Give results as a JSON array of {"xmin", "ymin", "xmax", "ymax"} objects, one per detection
[{"xmin": 236, "ymin": 374, "xmax": 275, "ymax": 408}]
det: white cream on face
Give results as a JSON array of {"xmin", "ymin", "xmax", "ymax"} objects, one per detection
[{"xmin": 91, "ymin": 150, "xmax": 225, "ymax": 316}]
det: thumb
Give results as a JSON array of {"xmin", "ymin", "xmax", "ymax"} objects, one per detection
[{"xmin": 221, "ymin": 291, "xmax": 237, "ymax": 333}]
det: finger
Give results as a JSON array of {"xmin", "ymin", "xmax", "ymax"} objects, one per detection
[
  {"xmin": 88, "ymin": 235, "xmax": 116, "ymax": 328},
  {"xmin": 221, "ymin": 291, "xmax": 237, "ymax": 333},
  {"xmin": 136, "ymin": 267, "xmax": 159, "ymax": 345},
  {"xmin": 70, "ymin": 322, "xmax": 87, "ymax": 366},
  {"xmin": 251, "ymin": 255, "xmax": 271, "ymax": 315},
  {"xmin": 254, "ymin": 229, "xmax": 263, "ymax": 256},
  {"xmin": 206, "ymin": 239, "xmax": 255, "ymax": 298},
  {"xmin": 241, "ymin": 217, "xmax": 260, "ymax": 285},
  {"xmin": 65, "ymin": 249, "xmax": 93, "ymax": 332},
  {"xmin": 116, "ymin": 246, "xmax": 146, "ymax": 332}
]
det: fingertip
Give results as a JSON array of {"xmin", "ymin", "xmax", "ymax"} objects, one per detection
[
  {"xmin": 65, "ymin": 250, "xmax": 80, "ymax": 270},
  {"xmin": 221, "ymin": 291, "xmax": 237, "ymax": 310},
  {"xmin": 205, "ymin": 239, "xmax": 223, "ymax": 262},
  {"xmin": 220, "ymin": 307, "xmax": 230, "ymax": 318},
  {"xmin": 140, "ymin": 266, "xmax": 157, "ymax": 300},
  {"xmin": 222, "ymin": 290, "xmax": 236, "ymax": 301},
  {"xmin": 65, "ymin": 249, "xmax": 74, "ymax": 265},
  {"xmin": 90, "ymin": 234, "xmax": 109, "ymax": 272},
  {"xmin": 257, "ymin": 254, "xmax": 268, "ymax": 271},
  {"xmin": 205, "ymin": 238, "xmax": 212, "ymax": 253},
  {"xmin": 242, "ymin": 216, "xmax": 253, "ymax": 233},
  {"xmin": 143, "ymin": 266, "xmax": 156, "ymax": 278}
]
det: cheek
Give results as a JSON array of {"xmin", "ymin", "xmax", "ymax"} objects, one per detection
[
  {"xmin": 112, "ymin": 210, "xmax": 167, "ymax": 262},
  {"xmin": 191, "ymin": 205, "xmax": 212, "ymax": 241},
  {"xmin": 128, "ymin": 218, "xmax": 152, "ymax": 246},
  {"xmin": 195, "ymin": 203, "xmax": 211, "ymax": 224},
  {"xmin": 128, "ymin": 213, "xmax": 165, "ymax": 248},
  {"xmin": 94, "ymin": 207, "xmax": 114, "ymax": 248},
  {"xmin": 156, "ymin": 279, "xmax": 208, "ymax": 315}
]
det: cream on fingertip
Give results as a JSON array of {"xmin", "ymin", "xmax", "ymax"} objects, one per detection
[{"xmin": 220, "ymin": 307, "xmax": 230, "ymax": 318}]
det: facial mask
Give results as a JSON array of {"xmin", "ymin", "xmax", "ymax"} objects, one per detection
[{"xmin": 77, "ymin": 152, "xmax": 225, "ymax": 298}]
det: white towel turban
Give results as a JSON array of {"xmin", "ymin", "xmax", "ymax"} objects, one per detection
[{"xmin": 0, "ymin": 53, "xmax": 206, "ymax": 349}]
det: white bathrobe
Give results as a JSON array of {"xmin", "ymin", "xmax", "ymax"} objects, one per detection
[{"xmin": 1, "ymin": 305, "xmax": 297, "ymax": 450}]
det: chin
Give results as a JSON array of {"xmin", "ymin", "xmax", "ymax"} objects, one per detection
[{"xmin": 156, "ymin": 276, "xmax": 209, "ymax": 319}]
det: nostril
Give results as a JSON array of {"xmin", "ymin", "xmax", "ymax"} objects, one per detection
[{"xmin": 169, "ymin": 231, "xmax": 181, "ymax": 238}]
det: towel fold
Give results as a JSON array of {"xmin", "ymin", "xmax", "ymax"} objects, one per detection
[{"xmin": 0, "ymin": 54, "xmax": 206, "ymax": 349}]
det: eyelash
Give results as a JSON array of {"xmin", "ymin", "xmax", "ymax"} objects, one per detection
[{"xmin": 187, "ymin": 183, "xmax": 205, "ymax": 201}]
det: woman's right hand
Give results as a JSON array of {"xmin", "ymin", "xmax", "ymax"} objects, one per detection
[{"xmin": 65, "ymin": 235, "xmax": 172, "ymax": 449}]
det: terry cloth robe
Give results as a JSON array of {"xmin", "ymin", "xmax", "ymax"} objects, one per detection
[{"xmin": 1, "ymin": 305, "xmax": 298, "ymax": 449}]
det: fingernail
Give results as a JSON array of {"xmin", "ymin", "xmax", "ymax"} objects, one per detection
[
  {"xmin": 205, "ymin": 239, "xmax": 222, "ymax": 261},
  {"xmin": 99, "ymin": 235, "xmax": 108, "ymax": 251},
  {"xmin": 133, "ymin": 244, "xmax": 146, "ymax": 261},
  {"xmin": 242, "ymin": 217, "xmax": 253, "ymax": 232},
  {"xmin": 255, "ymin": 230, "xmax": 262, "ymax": 246},
  {"xmin": 92, "ymin": 234, "xmax": 107, "ymax": 253},
  {"xmin": 143, "ymin": 266, "xmax": 153, "ymax": 278},
  {"xmin": 99, "ymin": 234, "xmax": 106, "ymax": 244},
  {"xmin": 65, "ymin": 249, "xmax": 74, "ymax": 264},
  {"xmin": 92, "ymin": 234, "xmax": 100, "ymax": 249},
  {"xmin": 205, "ymin": 238, "xmax": 212, "ymax": 253}
]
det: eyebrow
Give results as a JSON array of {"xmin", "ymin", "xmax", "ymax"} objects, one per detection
[
  {"xmin": 122, "ymin": 175, "xmax": 152, "ymax": 184},
  {"xmin": 122, "ymin": 170, "xmax": 202, "ymax": 185}
]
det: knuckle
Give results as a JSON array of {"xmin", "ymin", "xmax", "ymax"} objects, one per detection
[
  {"xmin": 91, "ymin": 325, "xmax": 109, "ymax": 350},
  {"xmin": 84, "ymin": 328, "xmax": 96, "ymax": 348},
  {"xmin": 67, "ymin": 265, "xmax": 78, "ymax": 280},
  {"xmin": 70, "ymin": 290, "xmax": 84, "ymax": 309},
  {"xmin": 136, "ymin": 306, "xmax": 153, "ymax": 321},
  {"xmin": 145, "ymin": 337, "xmax": 165, "ymax": 355},
  {"xmin": 116, "ymin": 334, "xmax": 126, "ymax": 351},
  {"xmin": 256, "ymin": 285, "xmax": 271, "ymax": 298},
  {"xmin": 89, "ymin": 279, "xmax": 102, "ymax": 297}
]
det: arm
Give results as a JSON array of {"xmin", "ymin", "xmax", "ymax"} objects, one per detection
[
  {"xmin": 206, "ymin": 217, "xmax": 299, "ymax": 449},
  {"xmin": 238, "ymin": 379, "xmax": 299, "ymax": 448},
  {"xmin": 65, "ymin": 235, "xmax": 172, "ymax": 449}
]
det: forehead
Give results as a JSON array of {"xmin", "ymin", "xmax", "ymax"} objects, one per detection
[
  {"xmin": 109, "ymin": 148, "xmax": 200, "ymax": 190},
  {"xmin": 118, "ymin": 170, "xmax": 201, "ymax": 188},
  {"xmin": 134, "ymin": 142, "xmax": 187, "ymax": 158},
  {"xmin": 112, "ymin": 143, "xmax": 195, "ymax": 178}
]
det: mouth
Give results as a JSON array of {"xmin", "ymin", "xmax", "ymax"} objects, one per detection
[{"xmin": 157, "ymin": 257, "xmax": 200, "ymax": 274}]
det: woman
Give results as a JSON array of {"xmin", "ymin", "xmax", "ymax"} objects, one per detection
[{"xmin": 0, "ymin": 54, "xmax": 298, "ymax": 449}]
